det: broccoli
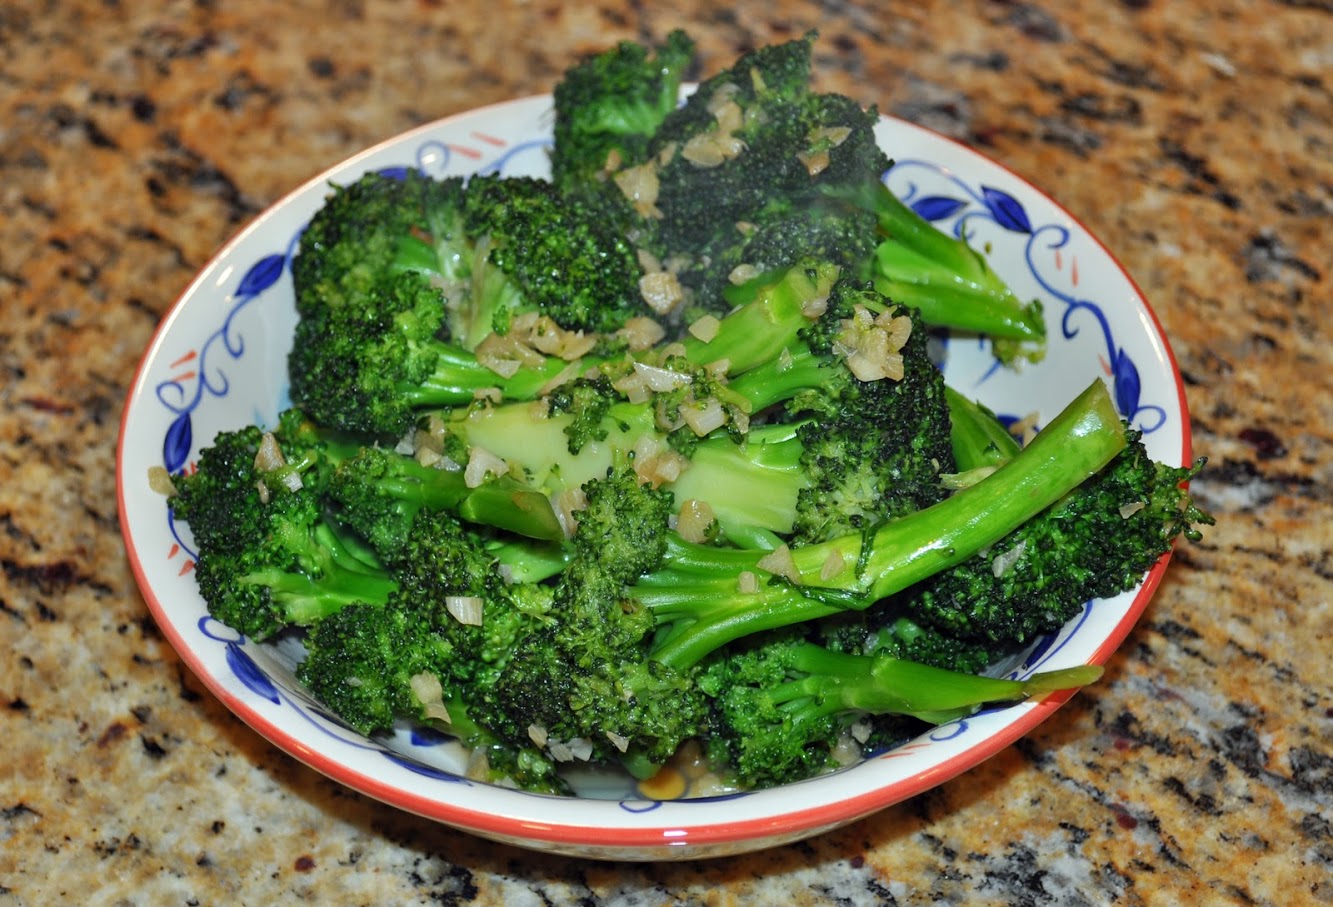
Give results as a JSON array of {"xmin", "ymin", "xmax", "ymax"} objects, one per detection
[
  {"xmin": 167, "ymin": 32, "xmax": 1216, "ymax": 795},
  {"xmin": 634, "ymin": 378, "xmax": 1132, "ymax": 670},
  {"xmin": 568, "ymin": 30, "xmax": 1045, "ymax": 359},
  {"xmin": 890, "ymin": 431, "xmax": 1213, "ymax": 648},
  {"xmin": 480, "ymin": 467, "xmax": 710, "ymax": 776},
  {"xmin": 700, "ymin": 632, "xmax": 1103, "ymax": 789},
  {"xmin": 812, "ymin": 406, "xmax": 1212, "ymax": 670},
  {"xmin": 289, "ymin": 379, "xmax": 1133, "ymax": 784},
  {"xmin": 170, "ymin": 411, "xmax": 396, "ymax": 641},
  {"xmin": 944, "ymin": 384, "xmax": 1022, "ymax": 476},
  {"xmin": 302, "ymin": 466, "xmax": 707, "ymax": 780},
  {"xmin": 326, "ymin": 443, "xmax": 565, "ymax": 558},
  {"xmin": 550, "ymin": 29, "xmax": 697, "ymax": 194},
  {"xmin": 427, "ymin": 262, "xmax": 956, "ymax": 544},
  {"xmin": 852, "ymin": 179, "xmax": 1047, "ymax": 366},
  {"xmin": 296, "ymin": 507, "xmax": 570, "ymax": 793},
  {"xmin": 171, "ymin": 405, "xmax": 569, "ymax": 642},
  {"xmin": 288, "ymin": 170, "xmax": 647, "ymax": 436}
]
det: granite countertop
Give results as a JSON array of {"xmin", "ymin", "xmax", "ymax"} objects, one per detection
[{"xmin": 2, "ymin": 0, "xmax": 1329, "ymax": 903}]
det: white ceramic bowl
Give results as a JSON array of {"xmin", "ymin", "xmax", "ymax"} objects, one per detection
[{"xmin": 117, "ymin": 93, "xmax": 1192, "ymax": 860}]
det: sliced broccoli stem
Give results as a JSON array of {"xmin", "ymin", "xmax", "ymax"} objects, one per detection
[
  {"xmin": 403, "ymin": 343, "xmax": 588, "ymax": 409},
  {"xmin": 331, "ymin": 448, "xmax": 566, "ymax": 545},
  {"xmin": 668, "ymin": 422, "xmax": 807, "ymax": 538},
  {"xmin": 241, "ymin": 565, "xmax": 397, "ymax": 628},
  {"xmin": 643, "ymin": 379, "xmax": 1127, "ymax": 668}
]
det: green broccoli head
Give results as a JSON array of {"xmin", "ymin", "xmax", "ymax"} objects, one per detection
[
  {"xmin": 550, "ymin": 29, "xmax": 697, "ymax": 191},
  {"xmin": 289, "ymin": 270, "xmax": 450, "ymax": 437},
  {"xmin": 460, "ymin": 174, "xmax": 647, "ymax": 337},
  {"xmin": 292, "ymin": 169, "xmax": 468, "ymax": 319},
  {"xmin": 172, "ymin": 419, "xmax": 395, "ymax": 641},
  {"xmin": 785, "ymin": 279, "xmax": 956, "ymax": 544},
  {"xmin": 699, "ymin": 634, "xmax": 847, "ymax": 789},
  {"xmin": 296, "ymin": 600, "xmax": 454, "ymax": 735},
  {"xmin": 902, "ymin": 434, "xmax": 1212, "ymax": 646}
]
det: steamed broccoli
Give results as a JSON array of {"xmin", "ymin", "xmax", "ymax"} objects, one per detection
[
  {"xmin": 700, "ymin": 633, "xmax": 1103, "ymax": 789},
  {"xmin": 296, "ymin": 507, "xmax": 570, "ymax": 793},
  {"xmin": 170, "ymin": 411, "xmax": 395, "ymax": 640},
  {"xmin": 166, "ymin": 31, "xmax": 1214, "ymax": 795},
  {"xmin": 326, "ymin": 443, "xmax": 565, "ymax": 557},
  {"xmin": 576, "ymin": 31, "xmax": 1045, "ymax": 359},
  {"xmin": 300, "ymin": 376, "xmax": 1131, "ymax": 782},
  {"xmin": 423, "ymin": 262, "xmax": 955, "ymax": 544},
  {"xmin": 288, "ymin": 170, "xmax": 647, "ymax": 436},
  {"xmin": 550, "ymin": 29, "xmax": 697, "ymax": 194}
]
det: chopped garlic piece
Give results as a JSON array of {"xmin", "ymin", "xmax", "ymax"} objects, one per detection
[
  {"xmin": 147, "ymin": 466, "xmax": 176, "ymax": 497},
  {"xmin": 444, "ymin": 595, "xmax": 484, "ymax": 627},
  {"xmin": 756, "ymin": 544, "xmax": 801, "ymax": 585},
  {"xmin": 639, "ymin": 270, "xmax": 685, "ymax": 316},
  {"xmin": 409, "ymin": 672, "xmax": 452, "ymax": 724},
  {"xmin": 464, "ymin": 446, "xmax": 509, "ymax": 488},
  {"xmin": 677, "ymin": 499, "xmax": 716, "ymax": 544},
  {"xmin": 688, "ymin": 314, "xmax": 721, "ymax": 342},
  {"xmin": 820, "ymin": 549, "xmax": 846, "ymax": 582}
]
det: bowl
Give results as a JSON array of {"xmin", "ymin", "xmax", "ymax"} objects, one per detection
[{"xmin": 116, "ymin": 93, "xmax": 1192, "ymax": 861}]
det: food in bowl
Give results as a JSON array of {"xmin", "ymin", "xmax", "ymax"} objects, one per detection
[{"xmin": 119, "ymin": 30, "xmax": 1210, "ymax": 856}]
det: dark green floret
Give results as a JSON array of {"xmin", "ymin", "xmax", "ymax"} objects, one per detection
[
  {"xmin": 700, "ymin": 632, "xmax": 1104, "ymax": 789},
  {"xmin": 288, "ymin": 169, "xmax": 648, "ymax": 436},
  {"xmin": 170, "ymin": 411, "xmax": 394, "ymax": 641},
  {"xmin": 550, "ymin": 29, "xmax": 697, "ymax": 194}
]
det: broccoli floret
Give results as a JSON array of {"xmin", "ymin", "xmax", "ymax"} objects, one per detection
[
  {"xmin": 170, "ymin": 413, "xmax": 396, "ymax": 640},
  {"xmin": 469, "ymin": 466, "xmax": 710, "ymax": 775},
  {"xmin": 296, "ymin": 507, "xmax": 570, "ymax": 791},
  {"xmin": 287, "ymin": 170, "xmax": 648, "ymax": 436},
  {"xmin": 699, "ymin": 633, "xmax": 1103, "ymax": 789},
  {"xmin": 897, "ymin": 433, "xmax": 1213, "ymax": 648},
  {"xmin": 721, "ymin": 277, "xmax": 956, "ymax": 543},
  {"xmin": 628, "ymin": 35, "xmax": 893, "ymax": 318},
  {"xmin": 579, "ymin": 28, "xmax": 1045, "ymax": 361},
  {"xmin": 326, "ymin": 444, "xmax": 565, "ymax": 559},
  {"xmin": 636, "ymin": 379, "xmax": 1131, "ymax": 669},
  {"xmin": 458, "ymin": 174, "xmax": 646, "ymax": 340},
  {"xmin": 550, "ymin": 29, "xmax": 697, "ymax": 194}
]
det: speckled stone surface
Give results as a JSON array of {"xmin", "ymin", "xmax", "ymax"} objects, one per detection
[{"xmin": 1, "ymin": 1, "xmax": 1329, "ymax": 903}]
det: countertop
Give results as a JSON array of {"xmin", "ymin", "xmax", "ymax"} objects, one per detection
[{"xmin": 2, "ymin": 1, "xmax": 1329, "ymax": 904}]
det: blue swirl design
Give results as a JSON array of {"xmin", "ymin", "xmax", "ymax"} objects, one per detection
[{"xmin": 890, "ymin": 159, "xmax": 1166, "ymax": 433}]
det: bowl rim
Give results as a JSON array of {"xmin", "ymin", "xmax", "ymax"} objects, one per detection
[{"xmin": 116, "ymin": 92, "xmax": 1193, "ymax": 853}]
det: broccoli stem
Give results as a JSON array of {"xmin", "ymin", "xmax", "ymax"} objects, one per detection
[
  {"xmin": 404, "ymin": 342, "xmax": 589, "ymax": 409},
  {"xmin": 676, "ymin": 261, "xmax": 842, "ymax": 375},
  {"xmin": 770, "ymin": 642, "xmax": 1105, "ymax": 726},
  {"xmin": 241, "ymin": 564, "xmax": 397, "ymax": 627},
  {"xmin": 867, "ymin": 183, "xmax": 1044, "ymax": 343},
  {"xmin": 668, "ymin": 422, "xmax": 807, "ymax": 538},
  {"xmin": 944, "ymin": 385, "xmax": 1022, "ymax": 473},
  {"xmin": 331, "ymin": 447, "xmax": 566, "ymax": 547},
  {"xmin": 642, "ymin": 379, "xmax": 1127, "ymax": 668}
]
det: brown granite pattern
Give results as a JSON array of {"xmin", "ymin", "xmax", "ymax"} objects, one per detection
[{"xmin": 1, "ymin": 1, "xmax": 1329, "ymax": 903}]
